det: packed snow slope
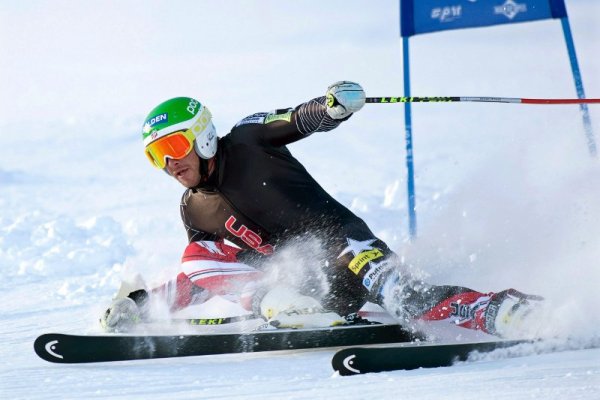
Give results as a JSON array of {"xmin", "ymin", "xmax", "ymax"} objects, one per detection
[{"xmin": 1, "ymin": 1, "xmax": 599, "ymax": 399}]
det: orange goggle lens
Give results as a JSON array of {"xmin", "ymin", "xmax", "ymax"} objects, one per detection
[{"xmin": 145, "ymin": 130, "xmax": 195, "ymax": 169}]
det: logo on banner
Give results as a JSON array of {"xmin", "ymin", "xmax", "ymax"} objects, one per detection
[
  {"xmin": 494, "ymin": 0, "xmax": 527, "ymax": 20},
  {"xmin": 431, "ymin": 5, "xmax": 462, "ymax": 23}
]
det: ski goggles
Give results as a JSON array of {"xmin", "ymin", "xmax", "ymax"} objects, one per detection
[{"xmin": 145, "ymin": 129, "xmax": 195, "ymax": 169}]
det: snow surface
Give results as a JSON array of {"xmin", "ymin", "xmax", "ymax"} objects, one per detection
[{"xmin": 1, "ymin": 1, "xmax": 600, "ymax": 399}]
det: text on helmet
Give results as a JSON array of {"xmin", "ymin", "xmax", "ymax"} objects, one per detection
[{"xmin": 187, "ymin": 99, "xmax": 200, "ymax": 115}]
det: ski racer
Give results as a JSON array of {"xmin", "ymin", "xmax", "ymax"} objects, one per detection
[{"xmin": 101, "ymin": 81, "xmax": 542, "ymax": 337}]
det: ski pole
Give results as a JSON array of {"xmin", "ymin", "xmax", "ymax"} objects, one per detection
[
  {"xmin": 366, "ymin": 96, "xmax": 600, "ymax": 105},
  {"xmin": 183, "ymin": 314, "xmax": 263, "ymax": 325},
  {"xmin": 153, "ymin": 314, "xmax": 264, "ymax": 326}
]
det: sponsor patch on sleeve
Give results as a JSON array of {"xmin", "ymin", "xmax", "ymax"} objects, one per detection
[
  {"xmin": 264, "ymin": 109, "xmax": 293, "ymax": 124},
  {"xmin": 234, "ymin": 112, "xmax": 267, "ymax": 127}
]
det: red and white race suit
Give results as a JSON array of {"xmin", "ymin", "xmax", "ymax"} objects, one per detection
[{"xmin": 150, "ymin": 240, "xmax": 263, "ymax": 312}]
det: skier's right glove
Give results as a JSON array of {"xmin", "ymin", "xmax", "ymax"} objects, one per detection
[
  {"xmin": 100, "ymin": 289, "xmax": 149, "ymax": 332},
  {"xmin": 255, "ymin": 285, "xmax": 346, "ymax": 329},
  {"xmin": 325, "ymin": 81, "xmax": 366, "ymax": 119}
]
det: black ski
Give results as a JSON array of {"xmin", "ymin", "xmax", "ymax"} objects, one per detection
[
  {"xmin": 34, "ymin": 324, "xmax": 418, "ymax": 364},
  {"xmin": 332, "ymin": 339, "xmax": 530, "ymax": 375}
]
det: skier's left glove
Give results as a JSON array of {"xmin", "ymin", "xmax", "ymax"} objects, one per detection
[
  {"xmin": 325, "ymin": 81, "xmax": 366, "ymax": 119},
  {"xmin": 483, "ymin": 289, "xmax": 544, "ymax": 338},
  {"xmin": 100, "ymin": 289, "xmax": 149, "ymax": 332}
]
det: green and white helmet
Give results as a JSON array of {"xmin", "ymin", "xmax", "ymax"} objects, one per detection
[{"xmin": 142, "ymin": 97, "xmax": 217, "ymax": 163}]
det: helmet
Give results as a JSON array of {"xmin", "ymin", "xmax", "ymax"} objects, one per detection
[{"xmin": 142, "ymin": 97, "xmax": 217, "ymax": 169}]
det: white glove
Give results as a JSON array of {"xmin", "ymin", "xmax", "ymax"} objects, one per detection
[
  {"xmin": 100, "ymin": 297, "xmax": 141, "ymax": 332},
  {"xmin": 325, "ymin": 81, "xmax": 366, "ymax": 119},
  {"xmin": 259, "ymin": 285, "xmax": 345, "ymax": 328},
  {"xmin": 259, "ymin": 285, "xmax": 322, "ymax": 319},
  {"xmin": 486, "ymin": 289, "xmax": 544, "ymax": 338}
]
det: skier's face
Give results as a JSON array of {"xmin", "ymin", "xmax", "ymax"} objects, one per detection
[{"xmin": 165, "ymin": 150, "xmax": 202, "ymax": 188}]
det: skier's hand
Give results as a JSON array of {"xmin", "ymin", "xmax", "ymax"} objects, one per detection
[
  {"xmin": 485, "ymin": 289, "xmax": 544, "ymax": 338},
  {"xmin": 325, "ymin": 81, "xmax": 366, "ymax": 119},
  {"xmin": 100, "ymin": 297, "xmax": 141, "ymax": 332},
  {"xmin": 256, "ymin": 284, "xmax": 346, "ymax": 328}
]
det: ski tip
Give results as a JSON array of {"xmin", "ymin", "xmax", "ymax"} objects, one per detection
[
  {"xmin": 331, "ymin": 348, "xmax": 364, "ymax": 376},
  {"xmin": 34, "ymin": 334, "xmax": 68, "ymax": 363}
]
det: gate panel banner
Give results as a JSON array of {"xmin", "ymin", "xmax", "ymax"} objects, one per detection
[
  {"xmin": 397, "ymin": 0, "xmax": 596, "ymax": 239},
  {"xmin": 401, "ymin": 0, "xmax": 568, "ymax": 37}
]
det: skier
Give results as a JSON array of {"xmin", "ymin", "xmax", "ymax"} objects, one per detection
[{"xmin": 101, "ymin": 81, "xmax": 542, "ymax": 337}]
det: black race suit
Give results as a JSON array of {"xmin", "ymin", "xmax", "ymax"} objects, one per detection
[{"xmin": 180, "ymin": 96, "xmax": 470, "ymax": 317}]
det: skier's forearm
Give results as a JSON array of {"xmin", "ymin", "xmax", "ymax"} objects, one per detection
[{"xmin": 294, "ymin": 96, "xmax": 347, "ymax": 135}]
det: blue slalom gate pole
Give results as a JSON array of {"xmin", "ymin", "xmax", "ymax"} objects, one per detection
[
  {"xmin": 560, "ymin": 16, "xmax": 597, "ymax": 157},
  {"xmin": 402, "ymin": 36, "xmax": 417, "ymax": 239}
]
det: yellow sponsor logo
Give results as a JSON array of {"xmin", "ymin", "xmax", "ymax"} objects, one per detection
[
  {"xmin": 264, "ymin": 111, "xmax": 292, "ymax": 124},
  {"xmin": 326, "ymin": 93, "xmax": 335, "ymax": 107},
  {"xmin": 348, "ymin": 249, "xmax": 384, "ymax": 275},
  {"xmin": 191, "ymin": 106, "xmax": 212, "ymax": 134}
]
